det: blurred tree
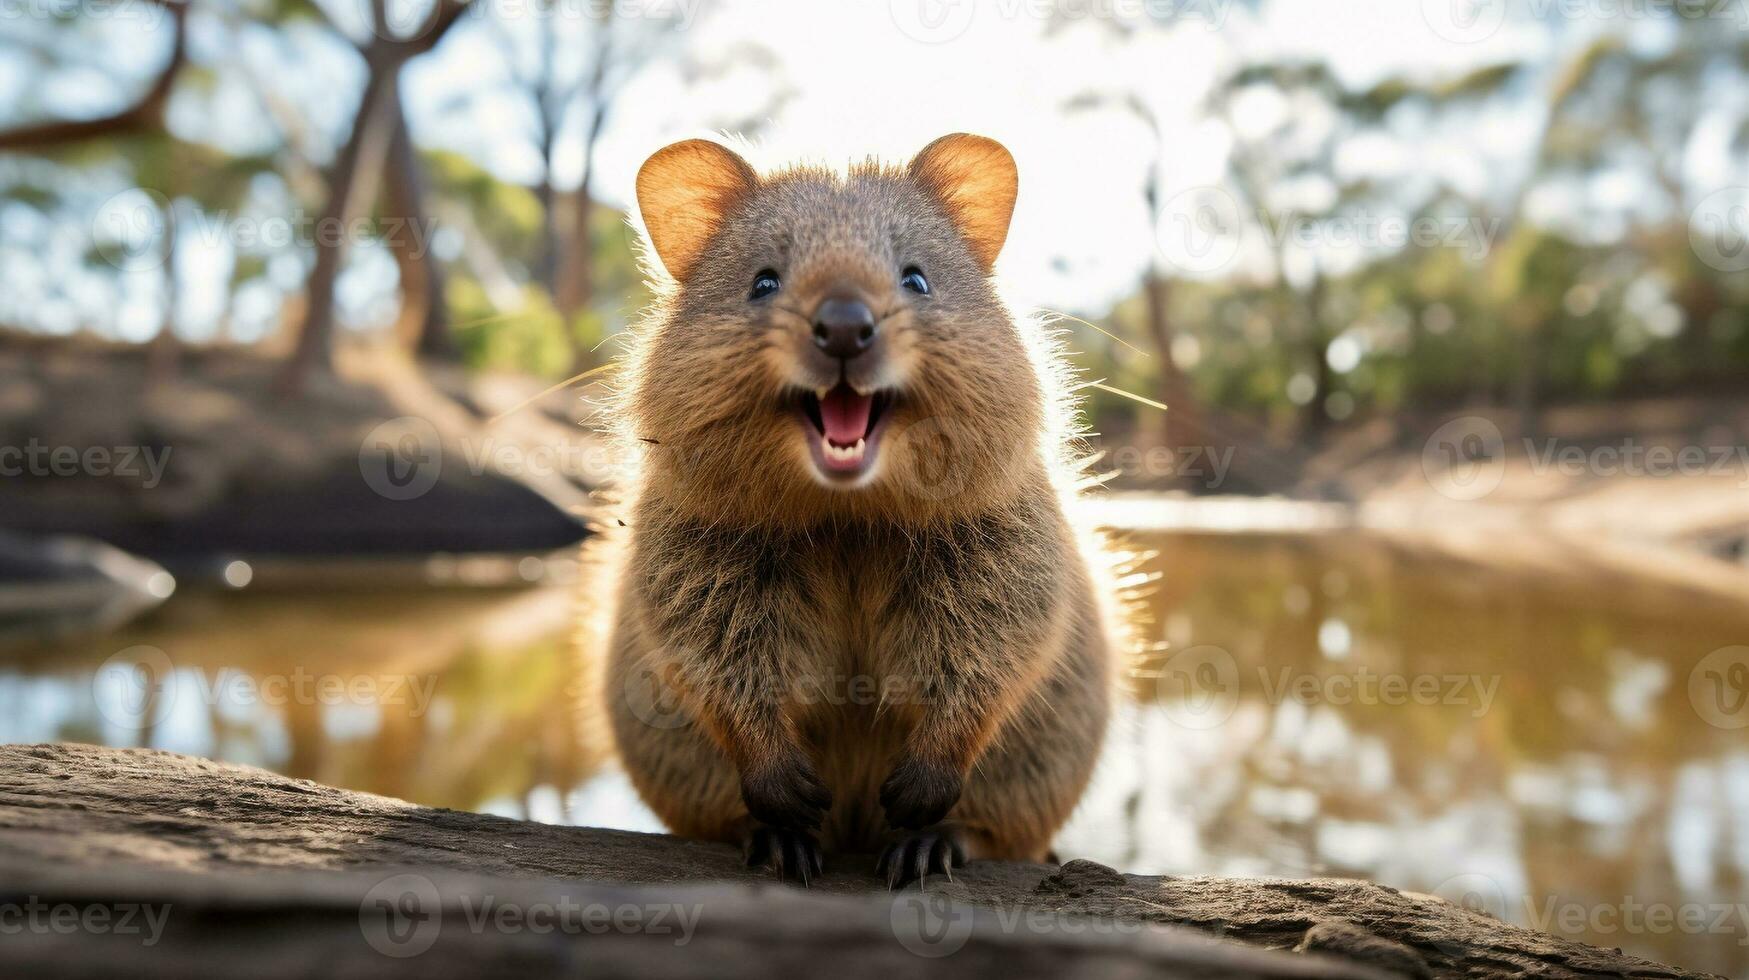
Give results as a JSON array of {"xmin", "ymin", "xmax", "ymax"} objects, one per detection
[
  {"xmin": 1054, "ymin": 8, "xmax": 1229, "ymax": 461},
  {"xmin": 1531, "ymin": 24, "xmax": 1749, "ymax": 391},
  {"xmin": 383, "ymin": 84, "xmax": 451, "ymax": 360},
  {"xmin": 0, "ymin": 0, "xmax": 204, "ymax": 385},
  {"xmin": 276, "ymin": 0, "xmax": 470, "ymax": 395},
  {"xmin": 467, "ymin": 0, "xmax": 668, "ymax": 353},
  {"xmin": 458, "ymin": 7, "xmax": 784, "ymax": 371},
  {"xmin": 1063, "ymin": 89, "xmax": 1200, "ymax": 453},
  {"xmin": 1184, "ymin": 57, "xmax": 1525, "ymax": 436}
]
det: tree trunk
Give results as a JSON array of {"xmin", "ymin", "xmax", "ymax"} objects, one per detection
[
  {"xmin": 145, "ymin": 198, "xmax": 180, "ymax": 387},
  {"xmin": 555, "ymin": 22, "xmax": 616, "ymax": 369},
  {"xmin": 557, "ymin": 190, "xmax": 595, "ymax": 315},
  {"xmin": 1511, "ymin": 321, "xmax": 1541, "ymax": 438},
  {"xmin": 380, "ymin": 80, "xmax": 452, "ymax": 360},
  {"xmin": 535, "ymin": 172, "xmax": 560, "ymax": 297},
  {"xmin": 554, "ymin": 99, "xmax": 609, "ymax": 349},
  {"xmin": 1140, "ymin": 270, "xmax": 1188, "ymax": 451},
  {"xmin": 275, "ymin": 65, "xmax": 394, "ymax": 396},
  {"xmin": 1301, "ymin": 273, "xmax": 1331, "ymax": 439},
  {"xmin": 532, "ymin": 6, "xmax": 562, "ymax": 300}
]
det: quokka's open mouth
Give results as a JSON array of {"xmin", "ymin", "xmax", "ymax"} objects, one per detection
[{"xmin": 797, "ymin": 382, "xmax": 893, "ymax": 482}]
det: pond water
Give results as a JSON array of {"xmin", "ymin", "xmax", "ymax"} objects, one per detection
[{"xmin": 3, "ymin": 529, "xmax": 1746, "ymax": 976}]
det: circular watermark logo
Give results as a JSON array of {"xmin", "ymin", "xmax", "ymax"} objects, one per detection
[
  {"xmin": 1154, "ymin": 644, "xmax": 1239, "ymax": 730},
  {"xmin": 889, "ymin": 890, "xmax": 974, "ymax": 958},
  {"xmin": 891, "ymin": 415, "xmax": 973, "ymax": 502},
  {"xmin": 890, "ymin": 0, "xmax": 976, "ymax": 43},
  {"xmin": 1154, "ymin": 186, "xmax": 1243, "ymax": 275},
  {"xmin": 1432, "ymin": 873, "xmax": 1509, "ymax": 921},
  {"xmin": 1689, "ymin": 646, "xmax": 1749, "ymax": 730},
  {"xmin": 91, "ymin": 188, "xmax": 171, "ymax": 272},
  {"xmin": 1421, "ymin": 415, "xmax": 1506, "ymax": 501},
  {"xmin": 1689, "ymin": 187, "xmax": 1749, "ymax": 273},
  {"xmin": 1420, "ymin": 0, "xmax": 1508, "ymax": 43},
  {"xmin": 359, "ymin": 873, "xmax": 442, "ymax": 958},
  {"xmin": 359, "ymin": 416, "xmax": 443, "ymax": 501},
  {"xmin": 92, "ymin": 645, "xmax": 178, "ymax": 731},
  {"xmin": 622, "ymin": 661, "xmax": 691, "ymax": 730}
]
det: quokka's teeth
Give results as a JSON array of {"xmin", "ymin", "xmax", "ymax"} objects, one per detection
[{"xmin": 823, "ymin": 438, "xmax": 866, "ymax": 463}]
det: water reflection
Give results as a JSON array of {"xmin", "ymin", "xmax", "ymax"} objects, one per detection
[
  {"xmin": 1, "ymin": 530, "xmax": 1745, "ymax": 975},
  {"xmin": 0, "ymin": 583, "xmax": 592, "ymax": 809},
  {"xmin": 1059, "ymin": 532, "xmax": 1749, "ymax": 977}
]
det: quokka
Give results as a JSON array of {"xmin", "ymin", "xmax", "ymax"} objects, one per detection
[{"xmin": 582, "ymin": 134, "xmax": 1130, "ymax": 887}]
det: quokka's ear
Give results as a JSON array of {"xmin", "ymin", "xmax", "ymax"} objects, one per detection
[
  {"xmin": 908, "ymin": 133, "xmax": 1019, "ymax": 270},
  {"xmin": 636, "ymin": 139, "xmax": 758, "ymax": 281}
]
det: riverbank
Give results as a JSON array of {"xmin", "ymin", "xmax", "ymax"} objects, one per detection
[{"xmin": 0, "ymin": 336, "xmax": 598, "ymax": 575}]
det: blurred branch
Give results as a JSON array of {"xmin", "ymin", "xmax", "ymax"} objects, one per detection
[
  {"xmin": 0, "ymin": 0, "xmax": 187, "ymax": 152},
  {"xmin": 553, "ymin": 20, "xmax": 616, "ymax": 328},
  {"xmin": 433, "ymin": 199, "xmax": 525, "ymax": 311},
  {"xmin": 233, "ymin": 61, "xmax": 326, "ymax": 202}
]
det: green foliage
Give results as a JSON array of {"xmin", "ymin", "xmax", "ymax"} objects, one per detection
[
  {"xmin": 449, "ymin": 279, "xmax": 573, "ymax": 377},
  {"xmin": 422, "ymin": 149, "xmax": 546, "ymax": 258},
  {"xmin": 583, "ymin": 203, "xmax": 653, "ymax": 333},
  {"xmin": 1068, "ymin": 214, "xmax": 1749, "ymax": 431}
]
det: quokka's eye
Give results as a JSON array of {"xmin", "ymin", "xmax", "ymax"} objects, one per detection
[
  {"xmin": 749, "ymin": 269, "xmax": 781, "ymax": 300},
  {"xmin": 900, "ymin": 266, "xmax": 930, "ymax": 295}
]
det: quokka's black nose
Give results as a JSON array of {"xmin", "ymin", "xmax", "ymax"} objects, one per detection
[{"xmin": 812, "ymin": 298, "xmax": 877, "ymax": 359}]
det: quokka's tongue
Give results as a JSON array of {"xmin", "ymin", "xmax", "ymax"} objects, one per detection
[{"xmin": 820, "ymin": 385, "xmax": 873, "ymax": 446}]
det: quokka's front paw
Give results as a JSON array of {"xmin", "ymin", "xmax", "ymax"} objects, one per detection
[
  {"xmin": 743, "ymin": 823, "xmax": 824, "ymax": 885},
  {"xmin": 740, "ymin": 752, "xmax": 833, "ymax": 830},
  {"xmin": 879, "ymin": 755, "xmax": 962, "ymax": 829}
]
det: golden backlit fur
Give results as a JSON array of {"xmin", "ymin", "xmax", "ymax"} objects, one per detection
[{"xmin": 581, "ymin": 134, "xmax": 1133, "ymax": 878}]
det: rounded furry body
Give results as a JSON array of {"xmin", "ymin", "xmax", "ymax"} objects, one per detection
[{"xmin": 585, "ymin": 136, "xmax": 1123, "ymax": 875}]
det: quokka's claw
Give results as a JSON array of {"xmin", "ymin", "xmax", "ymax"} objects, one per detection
[
  {"xmin": 743, "ymin": 823, "xmax": 824, "ymax": 886},
  {"xmin": 878, "ymin": 826, "xmax": 967, "ymax": 889}
]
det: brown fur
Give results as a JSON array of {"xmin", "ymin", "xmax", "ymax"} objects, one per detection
[{"xmin": 583, "ymin": 134, "xmax": 1124, "ymax": 865}]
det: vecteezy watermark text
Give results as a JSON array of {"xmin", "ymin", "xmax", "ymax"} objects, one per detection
[
  {"xmin": 1437, "ymin": 874, "xmax": 1749, "ymax": 946},
  {"xmin": 623, "ymin": 663, "xmax": 943, "ymax": 729},
  {"xmin": 1109, "ymin": 445, "xmax": 1235, "ymax": 488},
  {"xmin": 94, "ymin": 646, "xmax": 440, "ymax": 731},
  {"xmin": 358, "ymin": 873, "xmax": 702, "ymax": 959},
  {"xmin": 92, "ymin": 192, "xmax": 444, "ymax": 273},
  {"xmin": 0, "ymin": 898, "xmax": 170, "ymax": 946},
  {"xmin": 889, "ymin": 891, "xmax": 1146, "ymax": 958},
  {"xmin": 0, "ymin": 440, "xmax": 170, "ymax": 489},
  {"xmin": 1528, "ymin": 896, "xmax": 1749, "ymax": 945},
  {"xmin": 1421, "ymin": 416, "xmax": 1749, "ymax": 501},
  {"xmin": 1155, "ymin": 188, "xmax": 1504, "ymax": 275},
  {"xmin": 358, "ymin": 417, "xmax": 624, "ymax": 502},
  {"xmin": 1149, "ymin": 645, "xmax": 1502, "ymax": 730}
]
